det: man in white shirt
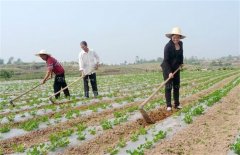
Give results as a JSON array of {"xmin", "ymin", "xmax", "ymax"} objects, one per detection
[{"xmin": 79, "ymin": 41, "xmax": 100, "ymax": 98}]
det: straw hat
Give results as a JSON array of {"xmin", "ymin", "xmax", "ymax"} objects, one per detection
[
  {"xmin": 35, "ymin": 50, "xmax": 51, "ymax": 56},
  {"xmin": 165, "ymin": 27, "xmax": 186, "ymax": 39}
]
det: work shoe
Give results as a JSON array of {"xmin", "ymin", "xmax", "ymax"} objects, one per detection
[
  {"xmin": 167, "ymin": 107, "xmax": 172, "ymax": 111},
  {"xmin": 175, "ymin": 105, "xmax": 182, "ymax": 109},
  {"xmin": 94, "ymin": 94, "xmax": 98, "ymax": 99}
]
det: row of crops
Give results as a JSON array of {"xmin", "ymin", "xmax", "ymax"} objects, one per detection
[{"xmin": 0, "ymin": 69, "xmax": 239, "ymax": 154}]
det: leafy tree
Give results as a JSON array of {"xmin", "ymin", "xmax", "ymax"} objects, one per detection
[
  {"xmin": 14, "ymin": 58, "xmax": 23, "ymax": 64},
  {"xmin": 7, "ymin": 57, "xmax": 14, "ymax": 64},
  {"xmin": 0, "ymin": 70, "xmax": 14, "ymax": 80},
  {"xmin": 0, "ymin": 59, "xmax": 4, "ymax": 65}
]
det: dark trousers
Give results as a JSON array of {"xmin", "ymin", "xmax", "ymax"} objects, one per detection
[
  {"xmin": 163, "ymin": 70, "xmax": 180, "ymax": 107},
  {"xmin": 83, "ymin": 73, "xmax": 98, "ymax": 98},
  {"xmin": 54, "ymin": 73, "xmax": 70, "ymax": 99}
]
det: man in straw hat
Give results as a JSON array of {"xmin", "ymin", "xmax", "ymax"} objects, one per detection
[
  {"xmin": 79, "ymin": 41, "xmax": 100, "ymax": 98},
  {"xmin": 161, "ymin": 27, "xmax": 185, "ymax": 111},
  {"xmin": 36, "ymin": 50, "xmax": 70, "ymax": 99}
]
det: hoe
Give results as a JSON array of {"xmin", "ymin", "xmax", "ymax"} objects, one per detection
[
  {"xmin": 49, "ymin": 70, "xmax": 94, "ymax": 104},
  {"xmin": 139, "ymin": 67, "xmax": 181, "ymax": 124},
  {"xmin": 9, "ymin": 78, "xmax": 51, "ymax": 107}
]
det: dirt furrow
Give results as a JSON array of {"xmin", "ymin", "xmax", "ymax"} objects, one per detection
[
  {"xmin": 0, "ymin": 74, "xmax": 238, "ymax": 154},
  {"xmin": 60, "ymin": 74, "xmax": 239, "ymax": 155},
  {"xmin": 145, "ymin": 85, "xmax": 240, "ymax": 155},
  {"xmin": 1, "ymin": 70, "xmax": 234, "ymax": 125},
  {"xmin": 2, "ymin": 70, "xmax": 230, "ymax": 116}
]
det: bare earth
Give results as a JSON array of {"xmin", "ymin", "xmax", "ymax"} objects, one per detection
[
  {"xmin": 1, "ymin": 74, "xmax": 239, "ymax": 154},
  {"xmin": 146, "ymin": 85, "xmax": 240, "ymax": 155},
  {"xmin": 60, "ymin": 74, "xmax": 239, "ymax": 154}
]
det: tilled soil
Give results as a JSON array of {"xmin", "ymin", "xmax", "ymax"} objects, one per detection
[
  {"xmin": 145, "ymin": 85, "xmax": 240, "ymax": 155},
  {"xmin": 1, "ymin": 74, "xmax": 238, "ymax": 154},
  {"xmin": 0, "ymin": 99, "xmax": 115, "ymax": 128},
  {"xmin": 2, "ymin": 70, "xmax": 230, "ymax": 117},
  {"xmin": 59, "ymin": 75, "xmax": 239, "ymax": 155}
]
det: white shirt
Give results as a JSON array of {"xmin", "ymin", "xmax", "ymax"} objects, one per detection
[{"xmin": 78, "ymin": 49, "xmax": 100, "ymax": 75}]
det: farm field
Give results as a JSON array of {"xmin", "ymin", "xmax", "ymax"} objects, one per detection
[{"xmin": 0, "ymin": 69, "xmax": 240, "ymax": 155}]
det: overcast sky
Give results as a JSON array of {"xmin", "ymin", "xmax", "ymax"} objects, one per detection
[{"xmin": 0, "ymin": 0, "xmax": 239, "ymax": 64}]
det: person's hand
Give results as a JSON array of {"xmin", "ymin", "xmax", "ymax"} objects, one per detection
[
  {"xmin": 180, "ymin": 64, "xmax": 184, "ymax": 69},
  {"xmin": 80, "ymin": 71, "xmax": 84, "ymax": 77},
  {"xmin": 168, "ymin": 73, "xmax": 174, "ymax": 79},
  {"xmin": 41, "ymin": 79, "xmax": 46, "ymax": 84}
]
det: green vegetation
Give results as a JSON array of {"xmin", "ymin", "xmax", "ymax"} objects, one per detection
[
  {"xmin": 231, "ymin": 137, "xmax": 240, "ymax": 155},
  {"xmin": 0, "ymin": 125, "xmax": 10, "ymax": 133},
  {"xmin": 100, "ymin": 120, "xmax": 113, "ymax": 130},
  {"xmin": 20, "ymin": 120, "xmax": 39, "ymax": 131}
]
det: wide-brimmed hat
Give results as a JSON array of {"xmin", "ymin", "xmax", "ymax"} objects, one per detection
[
  {"xmin": 165, "ymin": 27, "xmax": 186, "ymax": 39},
  {"xmin": 35, "ymin": 50, "xmax": 51, "ymax": 56}
]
